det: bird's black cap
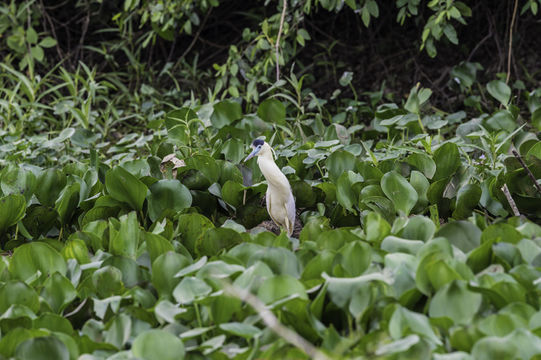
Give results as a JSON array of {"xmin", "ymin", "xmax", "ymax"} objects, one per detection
[{"xmin": 252, "ymin": 139, "xmax": 264, "ymax": 147}]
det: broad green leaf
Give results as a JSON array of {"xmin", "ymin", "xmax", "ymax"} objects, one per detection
[
  {"xmin": 407, "ymin": 153, "xmax": 436, "ymax": 179},
  {"xmin": 23, "ymin": 205, "xmax": 58, "ymax": 238},
  {"xmin": 248, "ymin": 246, "xmax": 300, "ymax": 277},
  {"xmin": 364, "ymin": 211, "xmax": 390, "ymax": 243},
  {"xmin": 381, "ymin": 171, "xmax": 418, "ymax": 216},
  {"xmin": 195, "ymin": 227, "xmax": 242, "ymax": 257},
  {"xmin": 41, "ymin": 273, "xmax": 77, "ymax": 313},
  {"xmin": 144, "ymin": 232, "xmax": 175, "ymax": 263},
  {"xmin": 336, "ymin": 171, "xmax": 363, "ymax": 213},
  {"xmin": 429, "ymin": 280, "xmax": 482, "ymax": 325},
  {"xmin": 436, "ymin": 221, "xmax": 481, "ymax": 253},
  {"xmin": 0, "ymin": 194, "xmax": 26, "ymax": 234},
  {"xmin": 92, "ymin": 265, "xmax": 124, "ymax": 298},
  {"xmin": 257, "ymin": 274, "xmax": 307, "ymax": 304},
  {"xmin": 9, "ymin": 242, "xmax": 67, "ymax": 282},
  {"xmin": 219, "ymin": 322, "xmax": 262, "ymax": 339},
  {"xmin": 173, "ymin": 276, "xmax": 212, "ymax": 304},
  {"xmin": 177, "ymin": 213, "xmax": 215, "ymax": 253},
  {"xmin": 220, "ymin": 138, "xmax": 245, "ymax": 164},
  {"xmin": 389, "ymin": 306, "xmax": 442, "ymax": 345},
  {"xmin": 453, "ymin": 184, "xmax": 482, "ymax": 219},
  {"xmin": 481, "ymin": 223, "xmax": 522, "ymax": 244},
  {"xmin": 0, "ymin": 281, "xmax": 39, "ymax": 314},
  {"xmin": 55, "ymin": 182, "xmax": 80, "ymax": 226},
  {"xmin": 221, "ymin": 180, "xmax": 244, "ymax": 208},
  {"xmin": 35, "ymin": 169, "xmax": 67, "ymax": 207},
  {"xmin": 15, "ymin": 336, "xmax": 69, "ymax": 360},
  {"xmin": 147, "ymin": 179, "xmax": 192, "ymax": 221},
  {"xmin": 210, "ymin": 101, "xmax": 242, "ymax": 129},
  {"xmin": 105, "ymin": 166, "xmax": 148, "ymax": 211},
  {"xmin": 152, "ymin": 252, "xmax": 191, "ymax": 299},
  {"xmin": 338, "ymin": 241, "xmax": 371, "ymax": 276},
  {"xmin": 109, "ymin": 211, "xmax": 140, "ymax": 259},
  {"xmin": 487, "ymin": 80, "xmax": 511, "ymax": 107},
  {"xmin": 132, "ymin": 330, "xmax": 185, "ymax": 360},
  {"xmin": 433, "ymin": 142, "xmax": 460, "ymax": 181},
  {"xmin": 401, "ymin": 216, "xmax": 435, "ymax": 241},
  {"xmin": 1, "ymin": 167, "xmax": 36, "ymax": 201},
  {"xmin": 326, "ymin": 150, "xmax": 357, "ymax": 183},
  {"xmin": 257, "ymin": 98, "xmax": 286, "ymax": 125}
]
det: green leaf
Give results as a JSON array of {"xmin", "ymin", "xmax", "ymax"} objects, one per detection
[
  {"xmin": 453, "ymin": 184, "xmax": 482, "ymax": 219},
  {"xmin": 258, "ymin": 99, "xmax": 286, "ymax": 125},
  {"xmin": 436, "ymin": 221, "xmax": 481, "ymax": 253},
  {"xmin": 26, "ymin": 27, "xmax": 38, "ymax": 44},
  {"xmin": 152, "ymin": 252, "xmax": 191, "ymax": 299},
  {"xmin": 109, "ymin": 211, "xmax": 140, "ymax": 259},
  {"xmin": 41, "ymin": 273, "xmax": 77, "ymax": 313},
  {"xmin": 105, "ymin": 166, "xmax": 148, "ymax": 211},
  {"xmin": 401, "ymin": 216, "xmax": 436, "ymax": 241},
  {"xmin": 39, "ymin": 37, "xmax": 57, "ymax": 48},
  {"xmin": 0, "ymin": 194, "xmax": 26, "ymax": 234},
  {"xmin": 407, "ymin": 153, "xmax": 436, "ymax": 179},
  {"xmin": 196, "ymin": 227, "xmax": 243, "ymax": 257},
  {"xmin": 54, "ymin": 182, "xmax": 80, "ymax": 226},
  {"xmin": 257, "ymin": 274, "xmax": 307, "ymax": 304},
  {"xmin": 1, "ymin": 167, "xmax": 36, "ymax": 201},
  {"xmin": 177, "ymin": 213, "xmax": 215, "ymax": 254},
  {"xmin": 173, "ymin": 276, "xmax": 212, "ymax": 304},
  {"xmin": 0, "ymin": 281, "xmax": 39, "ymax": 314},
  {"xmin": 92, "ymin": 265, "xmax": 123, "ymax": 298},
  {"xmin": 429, "ymin": 280, "xmax": 482, "ymax": 324},
  {"xmin": 210, "ymin": 101, "xmax": 242, "ymax": 129},
  {"xmin": 219, "ymin": 322, "xmax": 262, "ymax": 339},
  {"xmin": 487, "ymin": 80, "xmax": 511, "ymax": 107},
  {"xmin": 336, "ymin": 171, "xmax": 362, "ymax": 213},
  {"xmin": 9, "ymin": 242, "xmax": 67, "ymax": 282},
  {"xmin": 35, "ymin": 169, "xmax": 67, "ymax": 208},
  {"xmin": 144, "ymin": 232, "xmax": 175, "ymax": 263},
  {"xmin": 389, "ymin": 306, "xmax": 442, "ymax": 345},
  {"xmin": 147, "ymin": 179, "xmax": 192, "ymax": 221},
  {"xmin": 433, "ymin": 142, "xmax": 461, "ymax": 180},
  {"xmin": 221, "ymin": 180, "xmax": 244, "ymax": 208},
  {"xmin": 15, "ymin": 336, "xmax": 69, "ymax": 360},
  {"xmin": 338, "ymin": 241, "xmax": 371, "ymax": 276},
  {"xmin": 132, "ymin": 330, "xmax": 185, "ymax": 360},
  {"xmin": 326, "ymin": 150, "xmax": 357, "ymax": 183},
  {"xmin": 381, "ymin": 171, "xmax": 418, "ymax": 216}
]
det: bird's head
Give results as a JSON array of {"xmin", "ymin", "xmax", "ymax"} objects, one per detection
[{"xmin": 244, "ymin": 139, "xmax": 273, "ymax": 161}]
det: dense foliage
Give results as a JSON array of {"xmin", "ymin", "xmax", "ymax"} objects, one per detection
[{"xmin": 1, "ymin": 0, "xmax": 541, "ymax": 359}]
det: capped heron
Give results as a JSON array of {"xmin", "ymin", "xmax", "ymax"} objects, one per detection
[{"xmin": 245, "ymin": 139, "xmax": 296, "ymax": 236}]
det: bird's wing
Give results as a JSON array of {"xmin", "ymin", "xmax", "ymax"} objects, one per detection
[
  {"xmin": 266, "ymin": 189, "xmax": 279, "ymax": 225},
  {"xmin": 285, "ymin": 191, "xmax": 296, "ymax": 236}
]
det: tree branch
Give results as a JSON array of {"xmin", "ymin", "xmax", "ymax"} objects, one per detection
[{"xmin": 275, "ymin": 0, "xmax": 288, "ymax": 82}]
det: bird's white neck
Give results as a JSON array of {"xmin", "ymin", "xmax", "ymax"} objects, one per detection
[{"xmin": 257, "ymin": 153, "xmax": 290, "ymax": 190}]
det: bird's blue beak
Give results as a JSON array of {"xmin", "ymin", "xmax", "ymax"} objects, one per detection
[{"xmin": 244, "ymin": 147, "xmax": 261, "ymax": 162}]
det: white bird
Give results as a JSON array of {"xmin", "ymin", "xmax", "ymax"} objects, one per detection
[{"xmin": 245, "ymin": 139, "xmax": 296, "ymax": 236}]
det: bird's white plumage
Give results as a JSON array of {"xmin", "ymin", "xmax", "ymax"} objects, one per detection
[{"xmin": 249, "ymin": 142, "xmax": 295, "ymax": 236}]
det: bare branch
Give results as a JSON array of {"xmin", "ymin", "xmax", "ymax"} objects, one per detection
[
  {"xmin": 275, "ymin": 0, "xmax": 288, "ymax": 82},
  {"xmin": 222, "ymin": 282, "xmax": 331, "ymax": 360},
  {"xmin": 501, "ymin": 184, "xmax": 520, "ymax": 217},
  {"xmin": 505, "ymin": 0, "xmax": 519, "ymax": 84}
]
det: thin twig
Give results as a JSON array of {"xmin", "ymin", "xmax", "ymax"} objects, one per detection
[
  {"xmin": 506, "ymin": 0, "xmax": 519, "ymax": 84},
  {"xmin": 501, "ymin": 184, "xmax": 521, "ymax": 216},
  {"xmin": 174, "ymin": 8, "xmax": 213, "ymax": 69},
  {"xmin": 275, "ymin": 0, "xmax": 288, "ymax": 82},
  {"xmin": 512, "ymin": 149, "xmax": 541, "ymax": 195},
  {"xmin": 222, "ymin": 283, "xmax": 330, "ymax": 360},
  {"xmin": 64, "ymin": 298, "xmax": 87, "ymax": 318}
]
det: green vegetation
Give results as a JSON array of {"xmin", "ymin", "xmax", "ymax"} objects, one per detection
[{"xmin": 1, "ymin": 0, "xmax": 541, "ymax": 359}]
